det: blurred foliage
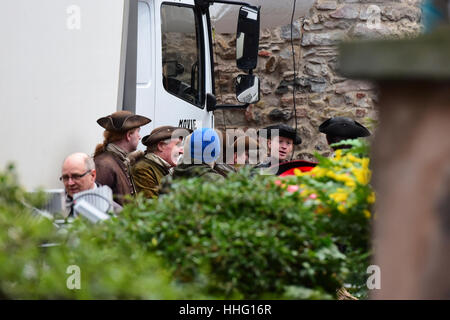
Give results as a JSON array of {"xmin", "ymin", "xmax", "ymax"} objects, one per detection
[
  {"xmin": 288, "ymin": 139, "xmax": 375, "ymax": 298},
  {"xmin": 0, "ymin": 139, "xmax": 373, "ymax": 299},
  {"xmin": 0, "ymin": 164, "xmax": 209, "ymax": 299},
  {"xmin": 111, "ymin": 139, "xmax": 373, "ymax": 299}
]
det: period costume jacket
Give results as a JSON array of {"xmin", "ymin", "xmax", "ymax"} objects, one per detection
[
  {"xmin": 172, "ymin": 163, "xmax": 224, "ymax": 181},
  {"xmin": 213, "ymin": 163, "xmax": 236, "ymax": 177},
  {"xmin": 94, "ymin": 110, "xmax": 151, "ymax": 205},
  {"xmin": 131, "ymin": 153, "xmax": 171, "ymax": 199},
  {"xmin": 94, "ymin": 144, "xmax": 136, "ymax": 205}
]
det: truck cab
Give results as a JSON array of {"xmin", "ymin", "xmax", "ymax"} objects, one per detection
[
  {"xmin": 134, "ymin": 0, "xmax": 260, "ymax": 137},
  {"xmin": 135, "ymin": 0, "xmax": 215, "ymax": 135},
  {"xmin": 0, "ymin": 0, "xmax": 260, "ymax": 190}
]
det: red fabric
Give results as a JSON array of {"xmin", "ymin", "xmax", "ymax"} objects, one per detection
[{"xmin": 279, "ymin": 166, "xmax": 314, "ymax": 177}]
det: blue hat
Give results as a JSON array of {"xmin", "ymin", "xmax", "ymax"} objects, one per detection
[{"xmin": 186, "ymin": 128, "xmax": 220, "ymax": 163}]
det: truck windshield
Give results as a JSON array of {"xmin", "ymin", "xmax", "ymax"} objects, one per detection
[{"xmin": 161, "ymin": 4, "xmax": 203, "ymax": 107}]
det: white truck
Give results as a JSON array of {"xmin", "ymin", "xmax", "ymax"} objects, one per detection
[
  {"xmin": 0, "ymin": 0, "xmax": 314, "ymax": 190},
  {"xmin": 0, "ymin": 0, "xmax": 263, "ymax": 190}
]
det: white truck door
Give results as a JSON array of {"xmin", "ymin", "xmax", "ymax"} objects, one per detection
[
  {"xmin": 135, "ymin": 0, "xmax": 213, "ymax": 139},
  {"xmin": 136, "ymin": 0, "xmax": 157, "ymax": 140},
  {"xmin": 0, "ymin": 0, "xmax": 127, "ymax": 190}
]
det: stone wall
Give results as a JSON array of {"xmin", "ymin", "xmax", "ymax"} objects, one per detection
[{"xmin": 213, "ymin": 0, "xmax": 423, "ymax": 159}]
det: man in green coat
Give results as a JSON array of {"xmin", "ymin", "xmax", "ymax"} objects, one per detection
[{"xmin": 131, "ymin": 126, "xmax": 186, "ymax": 198}]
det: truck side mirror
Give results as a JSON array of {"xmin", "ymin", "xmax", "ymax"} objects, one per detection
[
  {"xmin": 236, "ymin": 6, "xmax": 260, "ymax": 71},
  {"xmin": 236, "ymin": 74, "xmax": 259, "ymax": 104},
  {"xmin": 206, "ymin": 93, "xmax": 217, "ymax": 112}
]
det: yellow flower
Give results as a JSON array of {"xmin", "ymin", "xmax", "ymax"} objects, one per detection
[
  {"xmin": 326, "ymin": 171, "xmax": 337, "ymax": 180},
  {"xmin": 346, "ymin": 154, "xmax": 363, "ymax": 164},
  {"xmin": 345, "ymin": 180, "xmax": 356, "ymax": 188},
  {"xmin": 334, "ymin": 149, "xmax": 343, "ymax": 160},
  {"xmin": 352, "ymin": 168, "xmax": 371, "ymax": 185},
  {"xmin": 363, "ymin": 209, "xmax": 371, "ymax": 219},
  {"xmin": 294, "ymin": 168, "xmax": 303, "ymax": 176},
  {"xmin": 344, "ymin": 162, "xmax": 353, "ymax": 169},
  {"xmin": 367, "ymin": 192, "xmax": 376, "ymax": 204},
  {"xmin": 361, "ymin": 158, "xmax": 370, "ymax": 169},
  {"xmin": 312, "ymin": 167, "xmax": 327, "ymax": 178},
  {"xmin": 334, "ymin": 173, "xmax": 353, "ymax": 184},
  {"xmin": 330, "ymin": 190, "xmax": 349, "ymax": 203},
  {"xmin": 337, "ymin": 204, "xmax": 347, "ymax": 214}
]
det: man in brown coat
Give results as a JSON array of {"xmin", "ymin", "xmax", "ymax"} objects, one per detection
[
  {"xmin": 131, "ymin": 126, "xmax": 186, "ymax": 198},
  {"xmin": 93, "ymin": 111, "xmax": 151, "ymax": 205}
]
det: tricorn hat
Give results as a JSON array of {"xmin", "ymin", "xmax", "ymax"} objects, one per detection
[
  {"xmin": 261, "ymin": 124, "xmax": 302, "ymax": 145},
  {"xmin": 97, "ymin": 111, "xmax": 151, "ymax": 132},
  {"xmin": 319, "ymin": 117, "xmax": 371, "ymax": 138},
  {"xmin": 141, "ymin": 126, "xmax": 191, "ymax": 147}
]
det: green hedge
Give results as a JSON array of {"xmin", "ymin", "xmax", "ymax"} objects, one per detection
[
  {"xmin": 104, "ymin": 140, "xmax": 373, "ymax": 299},
  {"xmin": 0, "ymin": 140, "xmax": 373, "ymax": 299},
  {"xmin": 0, "ymin": 164, "xmax": 208, "ymax": 299}
]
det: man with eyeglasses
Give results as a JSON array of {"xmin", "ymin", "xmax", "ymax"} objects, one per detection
[{"xmin": 60, "ymin": 152, "xmax": 97, "ymax": 217}]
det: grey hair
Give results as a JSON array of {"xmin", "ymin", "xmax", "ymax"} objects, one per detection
[
  {"xmin": 85, "ymin": 155, "xmax": 95, "ymax": 171},
  {"xmin": 147, "ymin": 138, "xmax": 174, "ymax": 153},
  {"xmin": 63, "ymin": 152, "xmax": 95, "ymax": 171}
]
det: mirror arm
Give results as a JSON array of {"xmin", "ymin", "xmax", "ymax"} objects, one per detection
[
  {"xmin": 195, "ymin": 0, "xmax": 254, "ymax": 12},
  {"xmin": 207, "ymin": 103, "xmax": 249, "ymax": 112},
  {"xmin": 206, "ymin": 0, "xmax": 253, "ymax": 7}
]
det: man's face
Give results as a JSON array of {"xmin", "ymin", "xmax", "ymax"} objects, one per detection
[
  {"xmin": 159, "ymin": 138, "xmax": 183, "ymax": 167},
  {"xmin": 269, "ymin": 136, "xmax": 294, "ymax": 161},
  {"xmin": 234, "ymin": 151, "xmax": 249, "ymax": 165},
  {"xmin": 61, "ymin": 158, "xmax": 96, "ymax": 197},
  {"xmin": 128, "ymin": 128, "xmax": 141, "ymax": 152}
]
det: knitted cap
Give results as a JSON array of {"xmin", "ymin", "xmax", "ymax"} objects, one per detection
[{"xmin": 184, "ymin": 128, "xmax": 220, "ymax": 163}]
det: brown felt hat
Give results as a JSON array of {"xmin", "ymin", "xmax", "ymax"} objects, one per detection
[
  {"xmin": 97, "ymin": 111, "xmax": 151, "ymax": 132},
  {"xmin": 141, "ymin": 126, "xmax": 192, "ymax": 147}
]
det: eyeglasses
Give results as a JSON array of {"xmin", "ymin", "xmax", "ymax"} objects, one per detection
[{"xmin": 59, "ymin": 170, "xmax": 92, "ymax": 182}]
